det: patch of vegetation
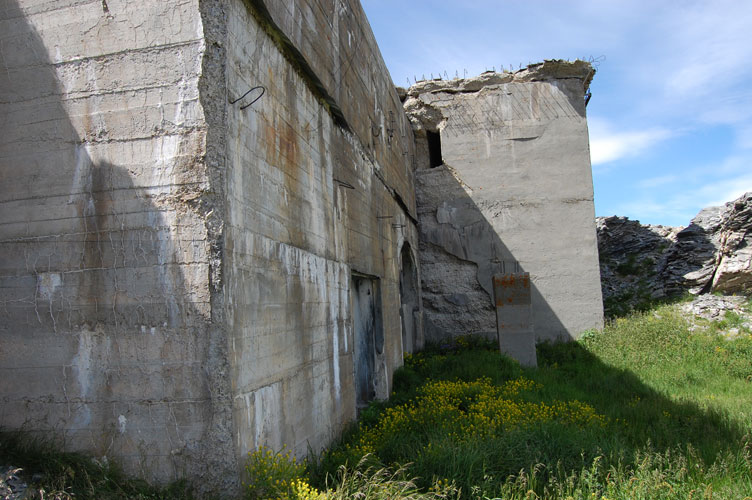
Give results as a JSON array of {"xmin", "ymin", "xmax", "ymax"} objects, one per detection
[
  {"xmin": 309, "ymin": 313, "xmax": 752, "ymax": 498},
  {"xmin": 245, "ymin": 445, "xmax": 308, "ymax": 499},
  {"xmin": 603, "ymin": 287, "xmax": 656, "ymax": 318},
  {"xmin": 0, "ymin": 433, "xmax": 197, "ymax": 500},
  {"xmin": 605, "ymin": 253, "xmax": 667, "ymax": 317},
  {"xmin": 614, "ymin": 254, "xmax": 654, "ymax": 277},
  {"xmin": 6, "ymin": 310, "xmax": 752, "ymax": 499},
  {"xmin": 711, "ymin": 310, "xmax": 749, "ymax": 333},
  {"xmin": 603, "ymin": 287, "xmax": 653, "ymax": 318},
  {"xmin": 244, "ymin": 446, "xmax": 456, "ymax": 499},
  {"xmin": 604, "ymin": 288, "xmax": 694, "ymax": 319}
]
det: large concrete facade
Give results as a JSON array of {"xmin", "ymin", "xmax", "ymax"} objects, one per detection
[
  {"xmin": 404, "ymin": 61, "xmax": 604, "ymax": 344},
  {"xmin": 0, "ymin": 0, "xmax": 602, "ymax": 493},
  {"xmin": 0, "ymin": 0, "xmax": 229, "ymax": 487},
  {"xmin": 220, "ymin": 0, "xmax": 421, "ymax": 462},
  {"xmin": 1, "ymin": 0, "xmax": 420, "ymax": 493}
]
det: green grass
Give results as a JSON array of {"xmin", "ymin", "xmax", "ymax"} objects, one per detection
[
  {"xmin": 4, "ymin": 301, "xmax": 752, "ymax": 499},
  {"xmin": 614, "ymin": 254, "xmax": 655, "ymax": 277},
  {"xmin": 602, "ymin": 289, "xmax": 693, "ymax": 320},
  {"xmin": 309, "ymin": 302, "xmax": 752, "ymax": 499},
  {"xmin": 710, "ymin": 309, "xmax": 752, "ymax": 336},
  {"xmin": 0, "ymin": 433, "xmax": 198, "ymax": 500}
]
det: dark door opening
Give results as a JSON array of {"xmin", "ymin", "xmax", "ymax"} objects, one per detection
[
  {"xmin": 427, "ymin": 130, "xmax": 443, "ymax": 167},
  {"xmin": 351, "ymin": 275, "xmax": 383, "ymax": 409},
  {"xmin": 399, "ymin": 245, "xmax": 419, "ymax": 355}
]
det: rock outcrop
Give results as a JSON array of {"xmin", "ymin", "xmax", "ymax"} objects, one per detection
[
  {"xmin": 596, "ymin": 216, "xmax": 681, "ymax": 302},
  {"xmin": 712, "ymin": 194, "xmax": 752, "ymax": 292},
  {"xmin": 597, "ymin": 192, "xmax": 752, "ymax": 315},
  {"xmin": 661, "ymin": 205, "xmax": 726, "ymax": 295}
]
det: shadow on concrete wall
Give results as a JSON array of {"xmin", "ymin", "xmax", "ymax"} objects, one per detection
[
  {"xmin": 0, "ymin": 1, "xmax": 235, "ymax": 490},
  {"xmin": 415, "ymin": 164, "xmax": 572, "ymax": 345},
  {"xmin": 398, "ymin": 241, "xmax": 421, "ymax": 355},
  {"xmin": 408, "ymin": 139, "xmax": 748, "ymax": 481}
]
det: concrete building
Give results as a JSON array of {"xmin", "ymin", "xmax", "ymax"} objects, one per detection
[
  {"xmin": 1, "ymin": 0, "xmax": 421, "ymax": 493},
  {"xmin": 0, "ymin": 0, "xmax": 601, "ymax": 494},
  {"xmin": 403, "ymin": 63, "xmax": 604, "ymax": 363}
]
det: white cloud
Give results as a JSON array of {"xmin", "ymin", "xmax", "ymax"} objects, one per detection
[
  {"xmin": 588, "ymin": 118, "xmax": 673, "ymax": 165},
  {"xmin": 662, "ymin": 1, "xmax": 752, "ymax": 102},
  {"xmin": 616, "ymin": 170, "xmax": 752, "ymax": 226},
  {"xmin": 703, "ymin": 175, "xmax": 752, "ymax": 208},
  {"xmin": 638, "ymin": 174, "xmax": 678, "ymax": 189},
  {"xmin": 688, "ymin": 155, "xmax": 752, "ymax": 205}
]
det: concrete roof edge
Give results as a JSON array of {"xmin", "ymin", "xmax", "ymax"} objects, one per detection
[{"xmin": 404, "ymin": 59, "xmax": 595, "ymax": 97}]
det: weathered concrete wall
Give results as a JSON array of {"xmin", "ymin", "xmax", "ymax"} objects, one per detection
[
  {"xmin": 260, "ymin": 0, "xmax": 416, "ymax": 209},
  {"xmin": 1, "ymin": 0, "xmax": 420, "ymax": 492},
  {"xmin": 0, "ymin": 0, "xmax": 236, "ymax": 490},
  {"xmin": 405, "ymin": 61, "xmax": 603, "ymax": 343},
  {"xmin": 2, "ymin": 0, "xmax": 603, "ymax": 491},
  {"xmin": 221, "ymin": 0, "xmax": 420, "ymax": 460}
]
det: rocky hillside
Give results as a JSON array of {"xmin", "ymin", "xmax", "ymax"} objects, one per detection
[{"xmin": 597, "ymin": 192, "xmax": 752, "ymax": 316}]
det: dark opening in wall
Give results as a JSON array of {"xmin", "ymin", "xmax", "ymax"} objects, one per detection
[
  {"xmin": 352, "ymin": 275, "xmax": 382, "ymax": 410},
  {"xmin": 427, "ymin": 130, "xmax": 443, "ymax": 167},
  {"xmin": 399, "ymin": 244, "xmax": 419, "ymax": 355}
]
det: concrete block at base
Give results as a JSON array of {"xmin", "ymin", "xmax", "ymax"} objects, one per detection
[{"xmin": 494, "ymin": 273, "xmax": 537, "ymax": 367}]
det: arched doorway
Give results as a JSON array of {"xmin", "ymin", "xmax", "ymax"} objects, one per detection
[{"xmin": 399, "ymin": 244, "xmax": 419, "ymax": 355}]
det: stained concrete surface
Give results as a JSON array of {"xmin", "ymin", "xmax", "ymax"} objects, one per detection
[
  {"xmin": 0, "ymin": 0, "xmax": 237, "ymax": 491},
  {"xmin": 1, "ymin": 1, "xmax": 600, "ymax": 493},
  {"xmin": 221, "ymin": 0, "xmax": 421, "ymax": 464},
  {"xmin": 406, "ymin": 63, "xmax": 604, "ymax": 345},
  {"xmin": 1, "ymin": 0, "xmax": 421, "ymax": 495}
]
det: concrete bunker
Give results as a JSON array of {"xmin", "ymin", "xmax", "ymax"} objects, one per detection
[
  {"xmin": 0, "ymin": 0, "xmax": 604, "ymax": 491},
  {"xmin": 403, "ymin": 61, "xmax": 604, "ymax": 348},
  {"xmin": 0, "ymin": 0, "xmax": 421, "ymax": 494}
]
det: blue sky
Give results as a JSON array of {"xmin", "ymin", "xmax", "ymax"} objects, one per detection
[{"xmin": 361, "ymin": 0, "xmax": 752, "ymax": 227}]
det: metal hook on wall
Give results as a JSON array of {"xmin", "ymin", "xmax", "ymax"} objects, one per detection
[
  {"xmin": 333, "ymin": 178, "xmax": 355, "ymax": 190},
  {"xmin": 230, "ymin": 85, "xmax": 266, "ymax": 110}
]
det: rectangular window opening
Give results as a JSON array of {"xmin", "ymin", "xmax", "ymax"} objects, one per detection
[{"xmin": 427, "ymin": 130, "xmax": 443, "ymax": 168}]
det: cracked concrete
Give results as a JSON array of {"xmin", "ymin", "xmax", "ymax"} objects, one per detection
[
  {"xmin": 1, "ymin": 0, "xmax": 602, "ymax": 492},
  {"xmin": 1, "ymin": 0, "xmax": 419, "ymax": 495},
  {"xmin": 406, "ymin": 61, "xmax": 603, "ymax": 346}
]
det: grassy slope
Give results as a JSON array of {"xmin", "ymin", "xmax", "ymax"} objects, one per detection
[{"xmin": 311, "ymin": 302, "xmax": 752, "ymax": 499}]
